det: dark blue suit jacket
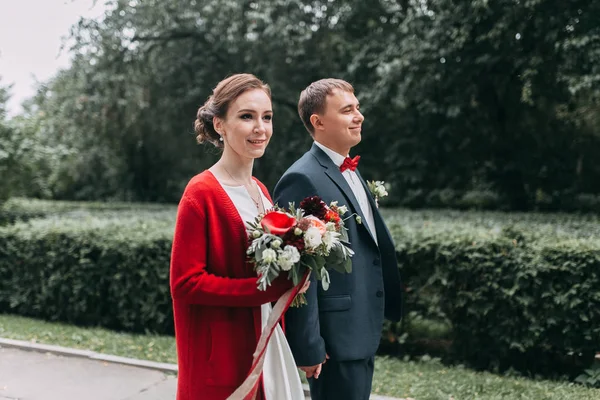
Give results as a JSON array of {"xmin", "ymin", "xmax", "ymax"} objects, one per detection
[{"xmin": 274, "ymin": 143, "xmax": 402, "ymax": 366}]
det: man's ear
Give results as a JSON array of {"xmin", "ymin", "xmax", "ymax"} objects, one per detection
[{"xmin": 310, "ymin": 114, "xmax": 324, "ymax": 131}]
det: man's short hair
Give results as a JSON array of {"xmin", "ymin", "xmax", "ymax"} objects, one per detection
[{"xmin": 298, "ymin": 78, "xmax": 354, "ymax": 134}]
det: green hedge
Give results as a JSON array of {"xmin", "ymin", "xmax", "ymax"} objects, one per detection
[
  {"xmin": 0, "ymin": 212, "xmax": 175, "ymax": 333},
  {"xmin": 394, "ymin": 189, "xmax": 600, "ymax": 213},
  {"xmin": 2, "ymin": 199, "xmax": 599, "ymax": 377},
  {"xmin": 0, "ymin": 197, "xmax": 175, "ymax": 226},
  {"xmin": 385, "ymin": 209, "xmax": 600, "ymax": 375}
]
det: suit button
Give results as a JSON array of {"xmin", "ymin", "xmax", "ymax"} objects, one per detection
[
  {"xmin": 376, "ymin": 290, "xmax": 383, "ymax": 298},
  {"xmin": 373, "ymin": 258, "xmax": 380, "ymax": 266}
]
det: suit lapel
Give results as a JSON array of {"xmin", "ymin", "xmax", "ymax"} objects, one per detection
[
  {"xmin": 310, "ymin": 144, "xmax": 377, "ymax": 246},
  {"xmin": 356, "ymin": 169, "xmax": 394, "ymax": 248},
  {"xmin": 355, "ymin": 170, "xmax": 379, "ymax": 219}
]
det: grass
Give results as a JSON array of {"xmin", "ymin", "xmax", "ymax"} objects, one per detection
[
  {"xmin": 0, "ymin": 313, "xmax": 177, "ymax": 364},
  {"xmin": 373, "ymin": 356, "xmax": 600, "ymax": 399},
  {"xmin": 2, "ymin": 314, "xmax": 599, "ymax": 399}
]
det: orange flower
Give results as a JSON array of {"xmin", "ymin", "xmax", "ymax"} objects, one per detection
[
  {"xmin": 300, "ymin": 215, "xmax": 327, "ymax": 235},
  {"xmin": 325, "ymin": 209, "xmax": 341, "ymax": 225}
]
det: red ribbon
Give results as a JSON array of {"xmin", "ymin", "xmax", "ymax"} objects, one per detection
[{"xmin": 227, "ymin": 272, "xmax": 310, "ymax": 400}]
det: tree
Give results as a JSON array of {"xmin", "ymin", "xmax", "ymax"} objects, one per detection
[
  {"xmin": 357, "ymin": 0, "xmax": 600, "ymax": 209},
  {"xmin": 17, "ymin": 0, "xmax": 600, "ymax": 210},
  {"xmin": 0, "ymin": 77, "xmax": 15, "ymax": 204}
]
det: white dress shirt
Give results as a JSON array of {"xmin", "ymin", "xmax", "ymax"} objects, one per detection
[{"xmin": 314, "ymin": 141, "xmax": 378, "ymax": 245}]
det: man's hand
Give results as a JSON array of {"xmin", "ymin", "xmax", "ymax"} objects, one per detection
[
  {"xmin": 299, "ymin": 364, "xmax": 321, "ymax": 379},
  {"xmin": 299, "ymin": 354, "xmax": 329, "ymax": 379}
]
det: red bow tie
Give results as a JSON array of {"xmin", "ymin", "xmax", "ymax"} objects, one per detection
[{"xmin": 340, "ymin": 155, "xmax": 360, "ymax": 172}]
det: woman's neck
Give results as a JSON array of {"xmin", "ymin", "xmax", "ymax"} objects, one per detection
[{"xmin": 215, "ymin": 151, "xmax": 254, "ymax": 186}]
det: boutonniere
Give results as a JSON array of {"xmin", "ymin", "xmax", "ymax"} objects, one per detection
[{"xmin": 367, "ymin": 180, "xmax": 388, "ymax": 208}]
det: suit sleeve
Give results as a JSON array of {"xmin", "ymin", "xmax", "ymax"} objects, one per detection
[
  {"xmin": 170, "ymin": 195, "xmax": 292, "ymax": 307},
  {"xmin": 274, "ymin": 172, "xmax": 327, "ymax": 366}
]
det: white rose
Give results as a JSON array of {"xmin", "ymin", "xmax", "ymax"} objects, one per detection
[
  {"xmin": 304, "ymin": 226, "xmax": 323, "ymax": 249},
  {"xmin": 278, "ymin": 253, "xmax": 294, "ymax": 271},
  {"xmin": 294, "ymin": 227, "xmax": 303, "ymax": 236},
  {"xmin": 271, "ymin": 240, "xmax": 282, "ymax": 249},
  {"xmin": 283, "ymin": 245, "xmax": 301, "ymax": 263},
  {"xmin": 325, "ymin": 222, "xmax": 337, "ymax": 232},
  {"xmin": 252, "ymin": 230, "xmax": 261, "ymax": 238},
  {"xmin": 278, "ymin": 245, "xmax": 301, "ymax": 271},
  {"xmin": 262, "ymin": 248, "xmax": 277, "ymax": 263},
  {"xmin": 337, "ymin": 205, "xmax": 348, "ymax": 215}
]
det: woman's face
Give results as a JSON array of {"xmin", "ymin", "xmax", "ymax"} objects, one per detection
[{"xmin": 215, "ymin": 88, "xmax": 273, "ymax": 160}]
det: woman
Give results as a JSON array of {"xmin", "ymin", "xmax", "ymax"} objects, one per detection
[{"xmin": 170, "ymin": 74, "xmax": 307, "ymax": 400}]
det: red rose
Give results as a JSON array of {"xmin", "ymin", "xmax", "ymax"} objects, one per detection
[{"xmin": 261, "ymin": 211, "xmax": 296, "ymax": 236}]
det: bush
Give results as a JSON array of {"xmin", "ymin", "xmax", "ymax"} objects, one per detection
[
  {"xmin": 0, "ymin": 123, "xmax": 17, "ymax": 206},
  {"xmin": 0, "ymin": 212, "xmax": 175, "ymax": 334},
  {"xmin": 569, "ymin": 193, "xmax": 600, "ymax": 214},
  {"xmin": 2, "ymin": 200, "xmax": 600, "ymax": 379},
  {"xmin": 0, "ymin": 197, "xmax": 175, "ymax": 226},
  {"xmin": 384, "ymin": 208, "xmax": 600, "ymax": 376}
]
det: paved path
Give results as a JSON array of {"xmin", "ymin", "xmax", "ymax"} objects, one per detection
[
  {"xmin": 0, "ymin": 338, "xmax": 400, "ymax": 400},
  {"xmin": 0, "ymin": 346, "xmax": 176, "ymax": 400}
]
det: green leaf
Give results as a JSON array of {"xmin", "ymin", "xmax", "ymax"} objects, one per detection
[
  {"xmin": 343, "ymin": 257, "xmax": 352, "ymax": 273},
  {"xmin": 320, "ymin": 268, "xmax": 330, "ymax": 291}
]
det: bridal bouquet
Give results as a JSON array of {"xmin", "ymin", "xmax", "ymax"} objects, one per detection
[{"xmin": 247, "ymin": 196, "xmax": 355, "ymax": 306}]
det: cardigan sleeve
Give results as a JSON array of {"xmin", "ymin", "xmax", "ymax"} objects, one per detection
[{"xmin": 170, "ymin": 195, "xmax": 292, "ymax": 307}]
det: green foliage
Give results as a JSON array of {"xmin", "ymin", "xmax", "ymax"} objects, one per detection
[
  {"xmin": 0, "ymin": 123, "xmax": 15, "ymax": 205},
  {"xmin": 0, "ymin": 75, "xmax": 75, "ymax": 205},
  {"xmin": 384, "ymin": 208, "xmax": 600, "ymax": 376},
  {"xmin": 4, "ymin": 313, "xmax": 599, "ymax": 399},
  {"xmin": 2, "ymin": 199, "xmax": 600, "ymax": 380},
  {"xmin": 0, "ymin": 210, "xmax": 175, "ymax": 333},
  {"xmin": 0, "ymin": 76, "xmax": 10, "ymax": 121},
  {"xmin": 373, "ymin": 356, "xmax": 600, "ymax": 400},
  {"xmin": 0, "ymin": 78, "xmax": 15, "ymax": 205},
  {"xmin": 9, "ymin": 0, "xmax": 599, "ymax": 210},
  {"xmin": 0, "ymin": 314, "xmax": 177, "ymax": 364},
  {"xmin": 357, "ymin": 0, "xmax": 600, "ymax": 210},
  {"xmin": 0, "ymin": 197, "xmax": 174, "ymax": 226},
  {"xmin": 576, "ymin": 361, "xmax": 600, "ymax": 388}
]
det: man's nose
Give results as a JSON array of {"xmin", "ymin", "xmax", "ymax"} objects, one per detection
[{"xmin": 354, "ymin": 110, "xmax": 364, "ymax": 123}]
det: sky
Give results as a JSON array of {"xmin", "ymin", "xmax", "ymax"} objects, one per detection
[{"xmin": 0, "ymin": 0, "xmax": 107, "ymax": 116}]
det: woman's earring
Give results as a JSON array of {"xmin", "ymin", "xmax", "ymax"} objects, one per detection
[{"xmin": 219, "ymin": 135, "xmax": 224, "ymax": 142}]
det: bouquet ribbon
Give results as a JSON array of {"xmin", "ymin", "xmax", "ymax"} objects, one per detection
[{"xmin": 226, "ymin": 272, "xmax": 310, "ymax": 400}]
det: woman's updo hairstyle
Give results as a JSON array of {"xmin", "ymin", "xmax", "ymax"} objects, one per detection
[{"xmin": 194, "ymin": 73, "xmax": 271, "ymax": 148}]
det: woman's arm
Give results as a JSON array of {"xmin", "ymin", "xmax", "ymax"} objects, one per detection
[{"xmin": 170, "ymin": 195, "xmax": 292, "ymax": 307}]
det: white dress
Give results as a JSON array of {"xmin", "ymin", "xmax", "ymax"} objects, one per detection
[{"xmin": 219, "ymin": 181, "xmax": 305, "ymax": 400}]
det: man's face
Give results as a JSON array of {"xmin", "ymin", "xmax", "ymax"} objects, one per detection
[{"xmin": 314, "ymin": 89, "xmax": 364, "ymax": 155}]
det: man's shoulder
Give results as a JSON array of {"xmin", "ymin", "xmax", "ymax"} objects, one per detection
[
  {"xmin": 274, "ymin": 152, "xmax": 321, "ymax": 200},
  {"xmin": 281, "ymin": 151, "xmax": 318, "ymax": 177}
]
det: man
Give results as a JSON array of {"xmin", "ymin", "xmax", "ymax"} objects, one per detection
[{"xmin": 274, "ymin": 79, "xmax": 403, "ymax": 400}]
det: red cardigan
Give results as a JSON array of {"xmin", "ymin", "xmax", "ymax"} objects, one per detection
[{"xmin": 170, "ymin": 170, "xmax": 292, "ymax": 400}]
